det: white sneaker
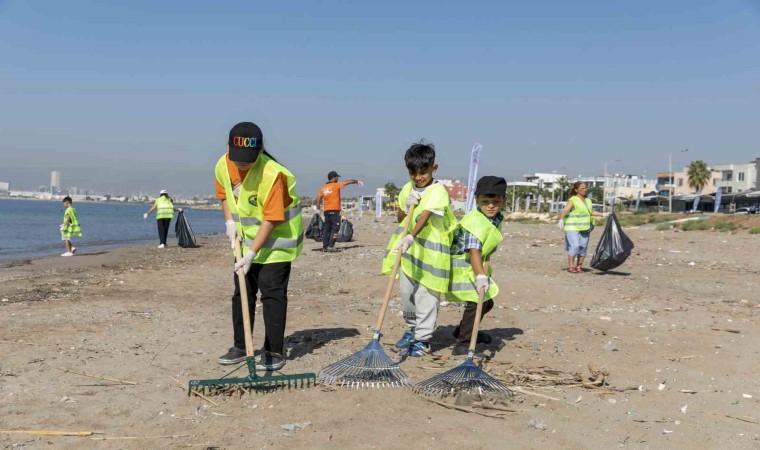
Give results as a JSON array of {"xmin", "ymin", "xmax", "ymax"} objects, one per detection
[
  {"xmin": 61, "ymin": 252, "xmax": 73, "ymax": 257},
  {"xmin": 158, "ymin": 244, "xmax": 165, "ymax": 249},
  {"xmin": 71, "ymin": 247, "xmax": 77, "ymax": 254}
]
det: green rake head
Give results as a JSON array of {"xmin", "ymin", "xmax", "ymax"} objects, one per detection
[{"xmin": 188, "ymin": 357, "xmax": 316, "ymax": 396}]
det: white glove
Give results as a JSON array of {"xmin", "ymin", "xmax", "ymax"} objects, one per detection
[
  {"xmin": 234, "ymin": 250, "xmax": 255, "ymax": 274},
  {"xmin": 357, "ymin": 180, "xmax": 364, "ymax": 187},
  {"xmin": 603, "ymin": 212, "xmax": 611, "ymax": 218},
  {"xmin": 393, "ymin": 234, "xmax": 414, "ymax": 253},
  {"xmin": 225, "ymin": 220, "xmax": 238, "ymax": 249},
  {"xmin": 59, "ymin": 224, "xmax": 65, "ymax": 231},
  {"xmin": 474, "ymin": 274, "xmax": 489, "ymax": 293},
  {"xmin": 178, "ymin": 208, "xmax": 183, "ymax": 212},
  {"xmin": 406, "ymin": 191, "xmax": 421, "ymax": 209},
  {"xmin": 557, "ymin": 219, "xmax": 564, "ymax": 231},
  {"xmin": 143, "ymin": 213, "xmax": 148, "ymax": 219}
]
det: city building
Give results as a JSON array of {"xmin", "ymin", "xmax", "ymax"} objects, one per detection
[
  {"xmin": 50, "ymin": 171, "xmax": 61, "ymax": 194},
  {"xmin": 0, "ymin": 182, "xmax": 9, "ymax": 194},
  {"xmin": 711, "ymin": 161, "xmax": 757, "ymax": 193},
  {"xmin": 522, "ymin": 173, "xmax": 566, "ymax": 191},
  {"xmin": 438, "ymin": 178, "xmax": 468, "ymax": 201}
]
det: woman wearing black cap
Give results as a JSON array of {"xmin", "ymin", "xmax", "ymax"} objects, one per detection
[{"xmin": 214, "ymin": 122, "xmax": 303, "ymax": 370}]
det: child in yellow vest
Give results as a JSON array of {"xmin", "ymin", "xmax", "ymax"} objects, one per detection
[
  {"xmin": 382, "ymin": 141, "xmax": 456, "ymax": 357},
  {"xmin": 446, "ymin": 176, "xmax": 507, "ymax": 355},
  {"xmin": 60, "ymin": 196, "xmax": 82, "ymax": 257}
]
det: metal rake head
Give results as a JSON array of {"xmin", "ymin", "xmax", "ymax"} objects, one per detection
[
  {"xmin": 318, "ymin": 339, "xmax": 412, "ymax": 388},
  {"xmin": 414, "ymin": 358, "xmax": 512, "ymax": 397}
]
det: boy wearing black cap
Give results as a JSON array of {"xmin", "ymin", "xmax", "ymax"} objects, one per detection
[
  {"xmin": 447, "ymin": 176, "xmax": 507, "ymax": 355},
  {"xmin": 314, "ymin": 171, "xmax": 363, "ymax": 252},
  {"xmin": 214, "ymin": 122, "xmax": 303, "ymax": 370}
]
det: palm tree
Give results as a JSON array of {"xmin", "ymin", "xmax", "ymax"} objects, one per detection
[
  {"xmin": 686, "ymin": 160, "xmax": 711, "ymax": 193},
  {"xmin": 556, "ymin": 176, "xmax": 571, "ymax": 201}
]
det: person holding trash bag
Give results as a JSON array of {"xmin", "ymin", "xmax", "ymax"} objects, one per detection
[
  {"xmin": 557, "ymin": 181, "xmax": 608, "ymax": 273},
  {"xmin": 143, "ymin": 190, "xmax": 181, "ymax": 248},
  {"xmin": 214, "ymin": 122, "xmax": 303, "ymax": 370}
]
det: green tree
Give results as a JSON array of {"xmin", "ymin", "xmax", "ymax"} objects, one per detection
[
  {"xmin": 588, "ymin": 186, "xmax": 604, "ymax": 203},
  {"xmin": 556, "ymin": 176, "xmax": 571, "ymax": 201},
  {"xmin": 384, "ymin": 182, "xmax": 400, "ymax": 202},
  {"xmin": 686, "ymin": 160, "xmax": 711, "ymax": 193}
]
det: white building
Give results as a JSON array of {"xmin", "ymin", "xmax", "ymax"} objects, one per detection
[
  {"xmin": 712, "ymin": 161, "xmax": 757, "ymax": 194},
  {"xmin": 50, "ymin": 171, "xmax": 61, "ymax": 193},
  {"xmin": 522, "ymin": 173, "xmax": 566, "ymax": 191},
  {"xmin": 0, "ymin": 181, "xmax": 9, "ymax": 193}
]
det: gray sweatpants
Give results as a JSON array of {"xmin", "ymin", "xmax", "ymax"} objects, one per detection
[{"xmin": 399, "ymin": 271, "xmax": 440, "ymax": 342}]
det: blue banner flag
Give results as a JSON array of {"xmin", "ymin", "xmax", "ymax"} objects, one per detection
[
  {"xmin": 375, "ymin": 190, "xmax": 382, "ymax": 218},
  {"xmin": 714, "ymin": 188, "xmax": 722, "ymax": 213},
  {"xmin": 465, "ymin": 144, "xmax": 482, "ymax": 213},
  {"xmin": 691, "ymin": 189, "xmax": 702, "ymax": 212}
]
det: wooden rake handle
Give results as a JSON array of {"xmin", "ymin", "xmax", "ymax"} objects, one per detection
[
  {"xmin": 468, "ymin": 262, "xmax": 490, "ymax": 353},
  {"xmin": 373, "ymin": 205, "xmax": 416, "ymax": 333},
  {"xmin": 233, "ymin": 239, "xmax": 255, "ymax": 357}
]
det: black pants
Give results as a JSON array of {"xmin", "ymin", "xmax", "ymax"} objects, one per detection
[
  {"xmin": 322, "ymin": 211, "xmax": 341, "ymax": 249},
  {"xmin": 456, "ymin": 299, "xmax": 494, "ymax": 345},
  {"xmin": 231, "ymin": 261, "xmax": 291, "ymax": 354},
  {"xmin": 157, "ymin": 218, "xmax": 171, "ymax": 245}
]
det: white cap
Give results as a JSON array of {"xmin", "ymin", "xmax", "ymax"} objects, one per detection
[{"xmin": 159, "ymin": 189, "xmax": 168, "ymax": 195}]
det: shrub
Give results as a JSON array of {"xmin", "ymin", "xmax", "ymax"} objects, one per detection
[
  {"xmin": 712, "ymin": 221, "xmax": 737, "ymax": 232},
  {"xmin": 655, "ymin": 223, "xmax": 671, "ymax": 231},
  {"xmin": 680, "ymin": 220, "xmax": 709, "ymax": 231},
  {"xmin": 750, "ymin": 226, "xmax": 760, "ymax": 235}
]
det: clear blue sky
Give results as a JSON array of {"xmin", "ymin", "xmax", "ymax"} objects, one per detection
[{"xmin": 1, "ymin": 0, "xmax": 759, "ymax": 196}]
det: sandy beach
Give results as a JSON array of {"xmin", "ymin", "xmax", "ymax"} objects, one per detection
[{"xmin": 1, "ymin": 216, "xmax": 758, "ymax": 449}]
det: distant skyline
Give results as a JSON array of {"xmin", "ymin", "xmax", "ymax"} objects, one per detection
[{"xmin": 1, "ymin": 1, "xmax": 759, "ymax": 197}]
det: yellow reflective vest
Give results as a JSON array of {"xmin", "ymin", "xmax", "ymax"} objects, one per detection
[
  {"xmin": 155, "ymin": 196, "xmax": 174, "ymax": 220},
  {"xmin": 215, "ymin": 153, "xmax": 303, "ymax": 264},
  {"xmin": 62, "ymin": 206, "xmax": 82, "ymax": 238},
  {"xmin": 564, "ymin": 196, "xmax": 593, "ymax": 232},
  {"xmin": 446, "ymin": 209, "xmax": 502, "ymax": 303},
  {"xmin": 382, "ymin": 181, "xmax": 456, "ymax": 293}
]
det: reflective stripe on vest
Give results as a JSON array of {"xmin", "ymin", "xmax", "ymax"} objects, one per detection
[
  {"xmin": 215, "ymin": 153, "xmax": 303, "ymax": 264},
  {"xmin": 445, "ymin": 209, "xmax": 501, "ymax": 303},
  {"xmin": 62, "ymin": 207, "xmax": 83, "ymax": 237},
  {"xmin": 156, "ymin": 197, "xmax": 174, "ymax": 220},
  {"xmin": 381, "ymin": 181, "xmax": 456, "ymax": 293},
  {"xmin": 564, "ymin": 196, "xmax": 593, "ymax": 232}
]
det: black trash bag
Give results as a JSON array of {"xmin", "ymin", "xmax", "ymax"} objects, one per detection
[
  {"xmin": 304, "ymin": 213, "xmax": 324, "ymax": 241},
  {"xmin": 590, "ymin": 212, "xmax": 634, "ymax": 271},
  {"xmin": 336, "ymin": 218, "xmax": 354, "ymax": 242},
  {"xmin": 175, "ymin": 210, "xmax": 198, "ymax": 248}
]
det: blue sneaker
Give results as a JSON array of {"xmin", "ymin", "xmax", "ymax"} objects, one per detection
[
  {"xmin": 395, "ymin": 330, "xmax": 414, "ymax": 349},
  {"xmin": 400, "ymin": 341, "xmax": 431, "ymax": 357}
]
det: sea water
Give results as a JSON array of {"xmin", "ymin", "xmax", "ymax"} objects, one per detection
[{"xmin": 0, "ymin": 198, "xmax": 223, "ymax": 260}]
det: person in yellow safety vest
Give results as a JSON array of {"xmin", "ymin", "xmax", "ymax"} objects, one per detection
[
  {"xmin": 215, "ymin": 122, "xmax": 303, "ymax": 372},
  {"xmin": 60, "ymin": 196, "xmax": 82, "ymax": 257},
  {"xmin": 446, "ymin": 176, "xmax": 507, "ymax": 356},
  {"xmin": 557, "ymin": 181, "xmax": 609, "ymax": 273},
  {"xmin": 382, "ymin": 140, "xmax": 456, "ymax": 358},
  {"xmin": 143, "ymin": 190, "xmax": 181, "ymax": 248}
]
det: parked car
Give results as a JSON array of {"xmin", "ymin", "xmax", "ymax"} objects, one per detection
[{"xmin": 734, "ymin": 206, "xmax": 758, "ymax": 214}]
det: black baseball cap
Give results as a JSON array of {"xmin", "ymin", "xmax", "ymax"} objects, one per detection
[
  {"xmin": 228, "ymin": 122, "xmax": 263, "ymax": 163},
  {"xmin": 475, "ymin": 176, "xmax": 507, "ymax": 196},
  {"xmin": 327, "ymin": 171, "xmax": 340, "ymax": 180}
]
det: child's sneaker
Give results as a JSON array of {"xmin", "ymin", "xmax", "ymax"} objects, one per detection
[
  {"xmin": 158, "ymin": 244, "xmax": 165, "ymax": 249},
  {"xmin": 256, "ymin": 351, "xmax": 286, "ymax": 371},
  {"xmin": 71, "ymin": 247, "xmax": 77, "ymax": 254},
  {"xmin": 60, "ymin": 252, "xmax": 73, "ymax": 257},
  {"xmin": 400, "ymin": 341, "xmax": 430, "ymax": 357},
  {"xmin": 394, "ymin": 330, "xmax": 414, "ymax": 349}
]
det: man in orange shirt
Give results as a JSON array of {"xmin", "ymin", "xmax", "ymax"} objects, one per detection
[{"xmin": 315, "ymin": 171, "xmax": 362, "ymax": 252}]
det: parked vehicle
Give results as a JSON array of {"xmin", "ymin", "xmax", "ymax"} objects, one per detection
[{"xmin": 734, "ymin": 206, "xmax": 758, "ymax": 214}]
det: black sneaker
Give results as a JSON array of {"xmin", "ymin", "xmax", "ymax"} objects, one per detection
[
  {"xmin": 255, "ymin": 351, "xmax": 286, "ymax": 371},
  {"xmin": 453, "ymin": 326, "xmax": 492, "ymax": 344},
  {"xmin": 217, "ymin": 347, "xmax": 247, "ymax": 365},
  {"xmin": 451, "ymin": 345, "xmax": 470, "ymax": 356}
]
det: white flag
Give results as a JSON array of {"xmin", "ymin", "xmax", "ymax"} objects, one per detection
[
  {"xmin": 465, "ymin": 144, "xmax": 482, "ymax": 213},
  {"xmin": 375, "ymin": 191, "xmax": 382, "ymax": 218}
]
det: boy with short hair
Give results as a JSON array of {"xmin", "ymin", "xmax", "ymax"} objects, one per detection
[
  {"xmin": 60, "ymin": 196, "xmax": 82, "ymax": 257},
  {"xmin": 447, "ymin": 176, "xmax": 507, "ymax": 355},
  {"xmin": 382, "ymin": 141, "xmax": 456, "ymax": 357}
]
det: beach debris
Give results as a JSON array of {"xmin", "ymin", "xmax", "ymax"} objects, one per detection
[
  {"xmin": 281, "ymin": 422, "xmax": 311, "ymax": 432},
  {"xmin": 658, "ymin": 382, "xmax": 666, "ymax": 391},
  {"xmin": 60, "ymin": 396, "xmax": 77, "ymax": 403},
  {"xmin": 680, "ymin": 404, "xmax": 688, "ymax": 414},
  {"xmin": 742, "ymin": 394, "xmax": 752, "ymax": 399},
  {"xmin": 528, "ymin": 418, "xmax": 547, "ymax": 430}
]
